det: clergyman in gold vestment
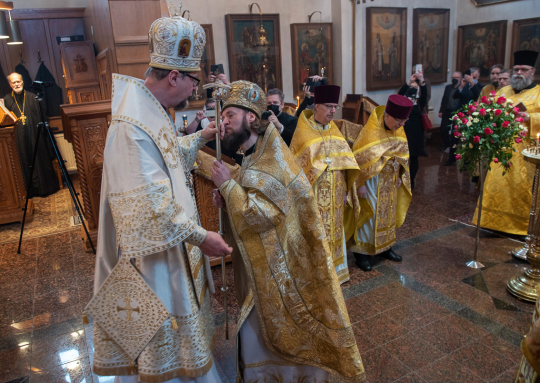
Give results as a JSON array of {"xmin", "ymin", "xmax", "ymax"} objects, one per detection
[
  {"xmin": 289, "ymin": 85, "xmax": 360, "ymax": 284},
  {"xmin": 351, "ymin": 95, "xmax": 414, "ymax": 272},
  {"xmin": 474, "ymin": 50, "xmax": 540, "ymax": 235},
  {"xmin": 210, "ymin": 81, "xmax": 365, "ymax": 382}
]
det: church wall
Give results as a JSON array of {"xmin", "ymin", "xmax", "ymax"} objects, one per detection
[
  {"xmin": 180, "ymin": 0, "xmax": 332, "ymax": 105},
  {"xmin": 455, "ymin": 0, "xmax": 540, "ymax": 68},
  {"xmin": 350, "ymin": 0, "xmax": 458, "ymax": 126}
]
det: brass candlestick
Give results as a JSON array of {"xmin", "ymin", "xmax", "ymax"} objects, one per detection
[{"xmin": 507, "ymin": 148, "xmax": 540, "ymax": 302}]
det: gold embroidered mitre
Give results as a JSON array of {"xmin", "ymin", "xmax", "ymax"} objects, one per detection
[
  {"xmin": 148, "ymin": 3, "xmax": 206, "ymax": 72},
  {"xmin": 222, "ymin": 80, "xmax": 266, "ymax": 118}
]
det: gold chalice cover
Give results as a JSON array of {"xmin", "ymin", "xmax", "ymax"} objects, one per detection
[{"xmin": 84, "ymin": 257, "xmax": 170, "ymax": 361}]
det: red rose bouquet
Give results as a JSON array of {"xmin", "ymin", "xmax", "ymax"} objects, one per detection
[{"xmin": 452, "ymin": 90, "xmax": 528, "ymax": 175}]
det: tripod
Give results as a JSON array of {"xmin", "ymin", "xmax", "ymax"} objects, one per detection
[{"xmin": 17, "ymin": 86, "xmax": 96, "ymax": 254}]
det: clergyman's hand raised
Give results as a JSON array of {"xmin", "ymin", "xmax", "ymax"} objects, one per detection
[
  {"xmin": 201, "ymin": 121, "xmax": 225, "ymax": 141},
  {"xmin": 198, "ymin": 231, "xmax": 232, "ymax": 258}
]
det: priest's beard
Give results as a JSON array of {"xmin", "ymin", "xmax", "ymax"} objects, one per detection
[
  {"xmin": 173, "ymin": 99, "xmax": 189, "ymax": 111},
  {"xmin": 223, "ymin": 114, "xmax": 252, "ymax": 152},
  {"xmin": 491, "ymin": 81, "xmax": 499, "ymax": 88},
  {"xmin": 511, "ymin": 74, "xmax": 533, "ymax": 91}
]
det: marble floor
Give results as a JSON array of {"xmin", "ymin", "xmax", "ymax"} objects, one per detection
[{"xmin": 0, "ymin": 141, "xmax": 531, "ymax": 383}]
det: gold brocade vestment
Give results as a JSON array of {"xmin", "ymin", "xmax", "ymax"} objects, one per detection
[
  {"xmin": 351, "ymin": 105, "xmax": 412, "ymax": 255},
  {"xmin": 289, "ymin": 111, "xmax": 360, "ymax": 284},
  {"xmin": 219, "ymin": 126, "xmax": 365, "ymax": 381},
  {"xmin": 473, "ymin": 84, "xmax": 540, "ymax": 235}
]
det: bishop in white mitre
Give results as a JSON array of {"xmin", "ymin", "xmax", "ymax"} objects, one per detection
[{"xmin": 85, "ymin": 10, "xmax": 231, "ymax": 383}]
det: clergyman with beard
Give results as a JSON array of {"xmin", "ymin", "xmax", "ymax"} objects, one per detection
[
  {"xmin": 3, "ymin": 73, "xmax": 59, "ymax": 197},
  {"xmin": 210, "ymin": 80, "xmax": 365, "ymax": 381},
  {"xmin": 473, "ymin": 49, "xmax": 540, "ymax": 236}
]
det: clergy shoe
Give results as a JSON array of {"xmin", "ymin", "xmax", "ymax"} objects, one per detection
[
  {"xmin": 354, "ymin": 253, "xmax": 372, "ymax": 272},
  {"xmin": 382, "ymin": 248, "xmax": 402, "ymax": 262},
  {"xmin": 443, "ymin": 158, "xmax": 456, "ymax": 166}
]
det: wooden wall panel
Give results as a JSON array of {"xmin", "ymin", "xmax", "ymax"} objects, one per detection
[
  {"xmin": 115, "ymin": 44, "xmax": 150, "ymax": 64},
  {"xmin": 108, "ymin": 0, "xmax": 160, "ymax": 39},
  {"xmin": 117, "ymin": 63, "xmax": 148, "ymax": 79},
  {"xmin": 7, "ymin": 19, "xmax": 53, "ymax": 80}
]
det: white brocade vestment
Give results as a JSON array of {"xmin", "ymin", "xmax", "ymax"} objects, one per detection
[{"xmin": 92, "ymin": 74, "xmax": 220, "ymax": 383}]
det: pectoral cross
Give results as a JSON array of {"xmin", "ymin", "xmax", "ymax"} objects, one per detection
[
  {"xmin": 117, "ymin": 297, "xmax": 140, "ymax": 321},
  {"xmin": 20, "ymin": 114, "xmax": 26, "ymax": 125}
]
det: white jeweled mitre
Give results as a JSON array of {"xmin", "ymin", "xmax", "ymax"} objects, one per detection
[{"xmin": 148, "ymin": 2, "xmax": 206, "ymax": 72}]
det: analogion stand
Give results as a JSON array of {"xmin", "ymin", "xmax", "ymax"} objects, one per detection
[{"xmin": 507, "ymin": 148, "xmax": 540, "ymax": 302}]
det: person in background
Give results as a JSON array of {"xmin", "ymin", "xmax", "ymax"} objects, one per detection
[
  {"xmin": 473, "ymin": 50, "xmax": 540, "ymax": 236},
  {"xmin": 412, "ymin": 64, "xmax": 431, "ymax": 103},
  {"xmin": 351, "ymin": 95, "xmax": 414, "ymax": 272},
  {"xmin": 266, "ymin": 88, "xmax": 298, "ymax": 146},
  {"xmin": 186, "ymin": 97, "xmax": 215, "ymax": 134},
  {"xmin": 454, "ymin": 67, "xmax": 483, "ymax": 108},
  {"xmin": 438, "ymin": 71, "xmax": 462, "ymax": 151},
  {"xmin": 479, "ymin": 64, "xmax": 503, "ymax": 98},
  {"xmin": 295, "ymin": 75, "xmax": 327, "ymax": 117},
  {"xmin": 498, "ymin": 68, "xmax": 512, "ymax": 88},
  {"xmin": 446, "ymin": 67, "xmax": 483, "ymax": 165},
  {"xmin": 4, "ymin": 73, "xmax": 59, "ymax": 197},
  {"xmin": 398, "ymin": 71, "xmax": 428, "ymax": 190}
]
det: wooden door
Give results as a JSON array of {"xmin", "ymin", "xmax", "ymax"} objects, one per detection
[{"xmin": 46, "ymin": 18, "xmax": 85, "ymax": 102}]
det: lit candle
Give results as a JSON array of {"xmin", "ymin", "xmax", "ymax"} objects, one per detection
[
  {"xmin": 297, "ymin": 96, "xmax": 300, "ymax": 107},
  {"xmin": 537, "ymin": 133, "xmax": 539, "ymax": 152},
  {"xmin": 182, "ymin": 114, "xmax": 187, "ymax": 122}
]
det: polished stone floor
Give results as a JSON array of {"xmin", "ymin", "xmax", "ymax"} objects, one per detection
[{"xmin": 0, "ymin": 141, "xmax": 530, "ymax": 383}]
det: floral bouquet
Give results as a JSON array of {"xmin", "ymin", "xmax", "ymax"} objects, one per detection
[{"xmin": 451, "ymin": 90, "xmax": 529, "ymax": 175}]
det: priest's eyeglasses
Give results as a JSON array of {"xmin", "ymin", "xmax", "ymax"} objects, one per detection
[
  {"xmin": 181, "ymin": 72, "xmax": 201, "ymax": 86},
  {"xmin": 513, "ymin": 66, "xmax": 533, "ymax": 74},
  {"xmin": 322, "ymin": 104, "xmax": 341, "ymax": 111}
]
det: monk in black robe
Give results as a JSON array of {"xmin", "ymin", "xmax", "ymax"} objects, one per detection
[{"xmin": 4, "ymin": 73, "xmax": 59, "ymax": 197}]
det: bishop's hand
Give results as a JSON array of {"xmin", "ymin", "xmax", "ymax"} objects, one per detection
[
  {"xmin": 211, "ymin": 160, "xmax": 231, "ymax": 188},
  {"xmin": 198, "ymin": 231, "xmax": 232, "ymax": 258},
  {"xmin": 201, "ymin": 121, "xmax": 225, "ymax": 141}
]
